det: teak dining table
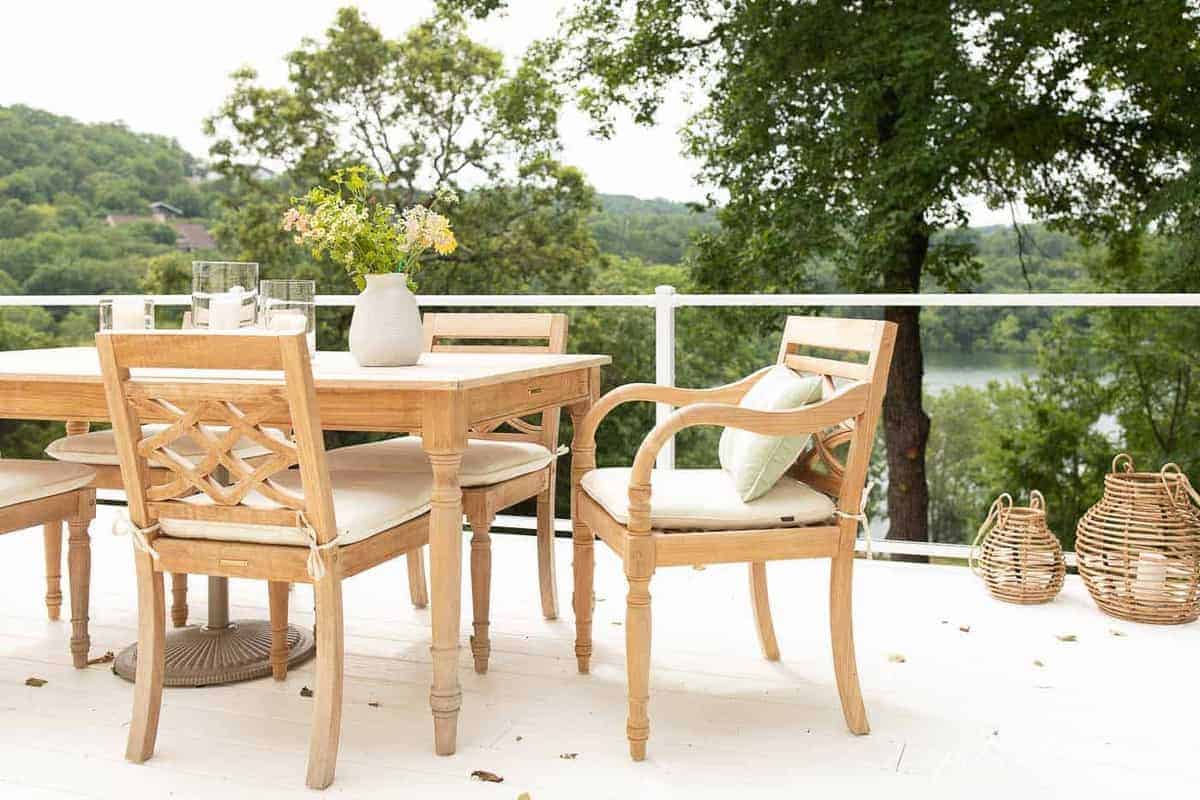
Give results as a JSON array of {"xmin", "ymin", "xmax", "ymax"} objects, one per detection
[{"xmin": 0, "ymin": 345, "xmax": 608, "ymax": 755}]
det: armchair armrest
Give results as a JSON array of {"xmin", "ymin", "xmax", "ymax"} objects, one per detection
[
  {"xmin": 576, "ymin": 366, "xmax": 773, "ymax": 452},
  {"xmin": 622, "ymin": 382, "xmax": 871, "ymax": 533}
]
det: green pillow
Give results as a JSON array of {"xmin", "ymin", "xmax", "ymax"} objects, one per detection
[{"xmin": 718, "ymin": 366, "xmax": 825, "ymax": 501}]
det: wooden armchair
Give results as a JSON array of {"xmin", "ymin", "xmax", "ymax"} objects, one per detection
[
  {"xmin": 571, "ymin": 315, "xmax": 896, "ymax": 760},
  {"xmin": 98, "ymin": 331, "xmax": 432, "ymax": 789},
  {"xmin": 327, "ymin": 312, "xmax": 568, "ymax": 673}
]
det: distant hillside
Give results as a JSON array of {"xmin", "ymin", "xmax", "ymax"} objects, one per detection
[
  {"xmin": 591, "ymin": 193, "xmax": 717, "ymax": 265},
  {"xmin": 0, "ymin": 105, "xmax": 224, "ymax": 296}
]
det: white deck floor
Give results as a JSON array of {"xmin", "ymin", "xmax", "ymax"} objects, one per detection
[{"xmin": 0, "ymin": 504, "xmax": 1196, "ymax": 799}]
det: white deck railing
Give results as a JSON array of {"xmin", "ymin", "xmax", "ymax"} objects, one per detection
[{"xmin": 3, "ymin": 288, "xmax": 1197, "ymax": 562}]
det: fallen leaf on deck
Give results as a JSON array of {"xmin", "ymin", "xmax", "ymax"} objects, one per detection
[
  {"xmin": 888, "ymin": 653, "xmax": 906, "ymax": 663},
  {"xmin": 1108, "ymin": 629, "xmax": 1126, "ymax": 637},
  {"xmin": 299, "ymin": 686, "xmax": 313, "ymax": 698},
  {"xmin": 559, "ymin": 753, "xmax": 578, "ymax": 760},
  {"xmin": 959, "ymin": 625, "xmax": 971, "ymax": 633},
  {"xmin": 1056, "ymin": 634, "xmax": 1077, "ymax": 642},
  {"xmin": 87, "ymin": 651, "xmax": 115, "ymax": 666},
  {"xmin": 471, "ymin": 770, "xmax": 504, "ymax": 783},
  {"xmin": 24, "ymin": 677, "xmax": 47, "ymax": 687}
]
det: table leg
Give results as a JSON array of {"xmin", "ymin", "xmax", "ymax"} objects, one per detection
[
  {"xmin": 423, "ymin": 394, "xmax": 466, "ymax": 755},
  {"xmin": 569, "ymin": 367, "xmax": 601, "ymax": 674}
]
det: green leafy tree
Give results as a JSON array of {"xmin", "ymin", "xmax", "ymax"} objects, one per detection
[
  {"xmin": 450, "ymin": 0, "xmax": 1200, "ymax": 543},
  {"xmin": 204, "ymin": 7, "xmax": 595, "ymax": 299}
]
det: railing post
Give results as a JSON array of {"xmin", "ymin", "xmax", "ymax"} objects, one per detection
[{"xmin": 654, "ymin": 284, "xmax": 676, "ymax": 469}]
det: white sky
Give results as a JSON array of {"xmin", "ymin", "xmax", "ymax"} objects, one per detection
[{"xmin": 0, "ymin": 0, "xmax": 1013, "ymax": 224}]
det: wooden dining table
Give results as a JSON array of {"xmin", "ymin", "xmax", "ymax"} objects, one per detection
[{"xmin": 0, "ymin": 345, "xmax": 607, "ymax": 755}]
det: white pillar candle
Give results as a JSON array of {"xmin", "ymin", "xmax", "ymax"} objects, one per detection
[
  {"xmin": 111, "ymin": 297, "xmax": 145, "ymax": 330},
  {"xmin": 208, "ymin": 292, "xmax": 242, "ymax": 330},
  {"xmin": 267, "ymin": 310, "xmax": 308, "ymax": 332},
  {"xmin": 1133, "ymin": 551, "xmax": 1168, "ymax": 602}
]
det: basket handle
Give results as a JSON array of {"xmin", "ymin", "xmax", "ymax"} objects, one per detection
[
  {"xmin": 1112, "ymin": 453, "xmax": 1135, "ymax": 473},
  {"xmin": 970, "ymin": 493, "xmax": 1012, "ymax": 577},
  {"xmin": 1029, "ymin": 490, "xmax": 1046, "ymax": 513},
  {"xmin": 1160, "ymin": 463, "xmax": 1200, "ymax": 512}
]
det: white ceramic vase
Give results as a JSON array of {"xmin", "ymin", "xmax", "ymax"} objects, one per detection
[{"xmin": 348, "ymin": 272, "xmax": 423, "ymax": 367}]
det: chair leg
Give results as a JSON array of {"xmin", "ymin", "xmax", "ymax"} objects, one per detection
[
  {"xmin": 66, "ymin": 517, "xmax": 91, "ymax": 668},
  {"xmin": 748, "ymin": 561, "xmax": 780, "ymax": 661},
  {"xmin": 406, "ymin": 549, "xmax": 428, "ymax": 609},
  {"xmin": 536, "ymin": 468, "xmax": 559, "ymax": 619},
  {"xmin": 306, "ymin": 573, "xmax": 344, "ymax": 790},
  {"xmin": 42, "ymin": 521, "xmax": 63, "ymax": 621},
  {"xmin": 467, "ymin": 510, "xmax": 494, "ymax": 674},
  {"xmin": 625, "ymin": 571, "xmax": 653, "ymax": 761},
  {"xmin": 830, "ymin": 552, "xmax": 869, "ymax": 735},
  {"xmin": 170, "ymin": 573, "xmax": 189, "ymax": 628},
  {"xmin": 125, "ymin": 551, "xmax": 165, "ymax": 763},
  {"xmin": 572, "ymin": 521, "xmax": 595, "ymax": 674},
  {"xmin": 268, "ymin": 581, "xmax": 290, "ymax": 681}
]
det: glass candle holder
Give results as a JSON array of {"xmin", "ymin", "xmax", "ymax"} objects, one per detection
[
  {"xmin": 192, "ymin": 261, "xmax": 259, "ymax": 330},
  {"xmin": 99, "ymin": 297, "xmax": 155, "ymax": 331},
  {"xmin": 260, "ymin": 279, "xmax": 316, "ymax": 354}
]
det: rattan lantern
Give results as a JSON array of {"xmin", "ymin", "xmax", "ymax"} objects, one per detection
[
  {"xmin": 970, "ymin": 491, "xmax": 1065, "ymax": 604},
  {"xmin": 1076, "ymin": 455, "xmax": 1200, "ymax": 625}
]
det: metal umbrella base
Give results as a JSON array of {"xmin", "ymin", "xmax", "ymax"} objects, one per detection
[{"xmin": 114, "ymin": 577, "xmax": 316, "ymax": 687}]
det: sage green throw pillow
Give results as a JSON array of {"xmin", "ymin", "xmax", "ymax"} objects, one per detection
[{"xmin": 718, "ymin": 366, "xmax": 825, "ymax": 502}]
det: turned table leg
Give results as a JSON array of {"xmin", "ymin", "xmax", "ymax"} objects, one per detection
[{"xmin": 422, "ymin": 394, "xmax": 466, "ymax": 756}]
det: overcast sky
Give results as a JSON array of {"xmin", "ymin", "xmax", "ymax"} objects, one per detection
[{"xmin": 2, "ymin": 0, "xmax": 1014, "ymax": 223}]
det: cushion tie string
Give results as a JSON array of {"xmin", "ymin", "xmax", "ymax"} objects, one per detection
[
  {"xmin": 112, "ymin": 516, "xmax": 161, "ymax": 561},
  {"xmin": 834, "ymin": 479, "xmax": 875, "ymax": 559},
  {"xmin": 298, "ymin": 510, "xmax": 343, "ymax": 580}
]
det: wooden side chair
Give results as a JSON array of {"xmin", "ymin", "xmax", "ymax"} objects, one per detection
[
  {"xmin": 2, "ymin": 460, "xmax": 97, "ymax": 666},
  {"xmin": 98, "ymin": 330, "xmax": 433, "ymax": 790},
  {"xmin": 45, "ymin": 420, "xmax": 279, "ymax": 628},
  {"xmin": 327, "ymin": 312, "xmax": 568, "ymax": 673},
  {"xmin": 572, "ymin": 315, "xmax": 896, "ymax": 760}
]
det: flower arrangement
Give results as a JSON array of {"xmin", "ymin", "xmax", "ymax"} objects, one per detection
[{"xmin": 282, "ymin": 166, "xmax": 457, "ymax": 289}]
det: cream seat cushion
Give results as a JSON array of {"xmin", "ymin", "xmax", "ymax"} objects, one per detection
[
  {"xmin": 326, "ymin": 436, "xmax": 554, "ymax": 487},
  {"xmin": 158, "ymin": 469, "xmax": 432, "ymax": 547},
  {"xmin": 582, "ymin": 467, "xmax": 835, "ymax": 531},
  {"xmin": 46, "ymin": 424, "xmax": 278, "ymax": 466},
  {"xmin": 0, "ymin": 459, "xmax": 95, "ymax": 508}
]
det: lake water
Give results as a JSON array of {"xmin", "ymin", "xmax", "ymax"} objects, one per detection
[{"xmin": 924, "ymin": 351, "xmax": 1035, "ymax": 394}]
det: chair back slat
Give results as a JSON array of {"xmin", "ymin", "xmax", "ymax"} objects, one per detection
[
  {"xmin": 97, "ymin": 331, "xmax": 337, "ymax": 542},
  {"xmin": 422, "ymin": 313, "xmax": 568, "ymax": 447}
]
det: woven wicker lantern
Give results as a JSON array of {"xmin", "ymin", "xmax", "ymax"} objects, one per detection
[
  {"xmin": 970, "ymin": 491, "xmax": 1065, "ymax": 604},
  {"xmin": 1076, "ymin": 455, "xmax": 1200, "ymax": 625}
]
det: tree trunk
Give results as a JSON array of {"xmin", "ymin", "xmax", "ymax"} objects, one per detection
[{"xmin": 882, "ymin": 222, "xmax": 931, "ymax": 553}]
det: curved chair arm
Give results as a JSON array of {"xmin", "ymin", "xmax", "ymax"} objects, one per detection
[
  {"xmin": 576, "ymin": 367, "xmax": 773, "ymax": 452},
  {"xmin": 623, "ymin": 382, "xmax": 871, "ymax": 534}
]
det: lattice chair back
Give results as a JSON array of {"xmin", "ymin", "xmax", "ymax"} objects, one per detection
[
  {"xmin": 96, "ymin": 331, "xmax": 337, "ymax": 558},
  {"xmin": 423, "ymin": 313, "xmax": 568, "ymax": 451},
  {"xmin": 775, "ymin": 316, "xmax": 896, "ymax": 514}
]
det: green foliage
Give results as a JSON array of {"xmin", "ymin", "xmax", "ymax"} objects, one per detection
[
  {"xmin": 205, "ymin": 8, "xmax": 593, "ymax": 298},
  {"xmin": 590, "ymin": 195, "xmax": 716, "ymax": 264}
]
